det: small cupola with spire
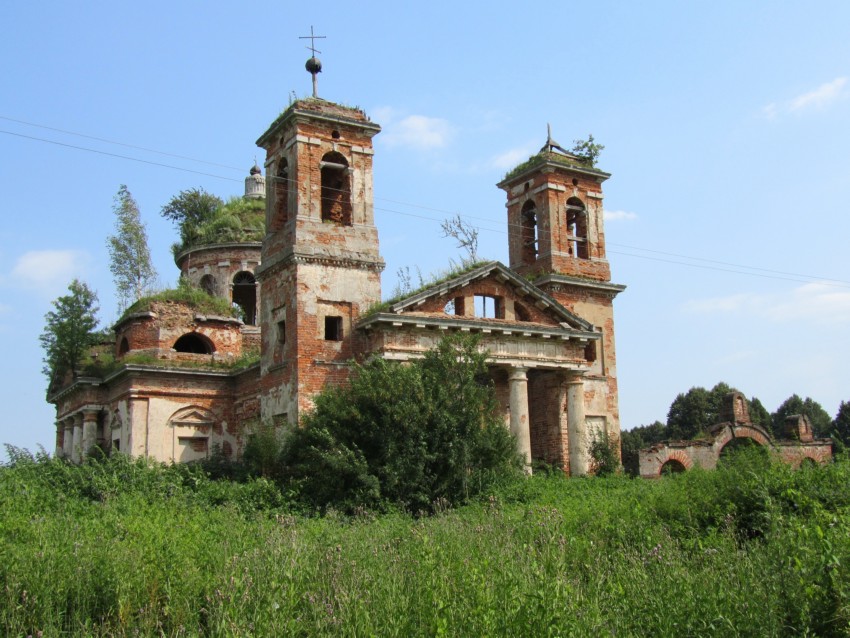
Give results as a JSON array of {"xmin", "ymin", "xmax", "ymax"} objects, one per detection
[{"xmin": 244, "ymin": 162, "xmax": 266, "ymax": 200}]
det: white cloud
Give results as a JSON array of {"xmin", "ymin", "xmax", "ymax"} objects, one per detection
[
  {"xmin": 789, "ymin": 77, "xmax": 847, "ymax": 112},
  {"xmin": 762, "ymin": 76, "xmax": 848, "ymax": 118},
  {"xmin": 683, "ymin": 282, "xmax": 850, "ymax": 324},
  {"xmin": 381, "ymin": 114, "xmax": 454, "ymax": 150},
  {"xmin": 489, "ymin": 142, "xmax": 537, "ymax": 171},
  {"xmin": 10, "ymin": 250, "xmax": 90, "ymax": 296},
  {"xmin": 604, "ymin": 209, "xmax": 638, "ymax": 222}
]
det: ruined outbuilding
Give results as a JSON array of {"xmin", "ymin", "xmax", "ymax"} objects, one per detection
[
  {"xmin": 638, "ymin": 392, "xmax": 833, "ymax": 477},
  {"xmin": 49, "ymin": 74, "xmax": 626, "ymax": 475}
]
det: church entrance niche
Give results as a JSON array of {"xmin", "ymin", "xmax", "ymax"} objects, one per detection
[
  {"xmin": 320, "ymin": 151, "xmax": 352, "ymax": 225},
  {"xmin": 232, "ymin": 271, "xmax": 257, "ymax": 325}
]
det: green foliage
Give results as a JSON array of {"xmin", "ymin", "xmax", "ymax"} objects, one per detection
[
  {"xmin": 160, "ymin": 187, "xmax": 224, "ymax": 246},
  {"xmin": 666, "ymin": 382, "xmax": 736, "ymax": 439},
  {"xmin": 39, "ymin": 279, "xmax": 100, "ymax": 384},
  {"xmin": 106, "ymin": 185, "xmax": 157, "ymax": 311},
  {"xmin": 771, "ymin": 394, "xmax": 832, "ymax": 438},
  {"xmin": 4, "ymin": 449, "xmax": 850, "ymax": 635},
  {"xmin": 121, "ymin": 278, "xmax": 238, "ymax": 320},
  {"xmin": 281, "ymin": 334, "xmax": 522, "ymax": 513},
  {"xmin": 164, "ymin": 188, "xmax": 265, "ymax": 255},
  {"xmin": 832, "ymin": 400, "xmax": 850, "ymax": 447},
  {"xmin": 589, "ymin": 433, "xmax": 620, "ymax": 476},
  {"xmin": 570, "ymin": 134, "xmax": 605, "ymax": 166},
  {"xmin": 241, "ymin": 420, "xmax": 286, "ymax": 479}
]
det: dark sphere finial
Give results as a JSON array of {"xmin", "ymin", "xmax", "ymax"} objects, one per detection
[{"xmin": 306, "ymin": 57, "xmax": 322, "ymax": 74}]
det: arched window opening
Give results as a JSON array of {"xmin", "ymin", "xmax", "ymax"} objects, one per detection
[
  {"xmin": 474, "ymin": 295, "xmax": 504, "ymax": 319},
  {"xmin": 799, "ymin": 457, "xmax": 817, "ymax": 470},
  {"xmin": 718, "ymin": 437, "xmax": 767, "ymax": 466},
  {"xmin": 566, "ymin": 198, "xmax": 588, "ymax": 259},
  {"xmin": 320, "ymin": 151, "xmax": 352, "ymax": 225},
  {"xmin": 273, "ymin": 158, "xmax": 289, "ymax": 230},
  {"xmin": 660, "ymin": 459, "xmax": 686, "ymax": 476},
  {"xmin": 232, "ymin": 271, "xmax": 257, "ymax": 325},
  {"xmin": 118, "ymin": 337, "xmax": 130, "ymax": 356},
  {"xmin": 199, "ymin": 274, "xmax": 216, "ymax": 297},
  {"xmin": 173, "ymin": 333, "xmax": 214, "ymax": 354},
  {"xmin": 520, "ymin": 200, "xmax": 538, "ymax": 264},
  {"xmin": 514, "ymin": 302, "xmax": 531, "ymax": 322}
]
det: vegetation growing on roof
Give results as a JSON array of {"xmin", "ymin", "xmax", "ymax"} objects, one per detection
[
  {"xmin": 364, "ymin": 260, "xmax": 493, "ymax": 318},
  {"xmin": 164, "ymin": 189, "xmax": 266, "ymax": 257},
  {"xmin": 120, "ymin": 280, "xmax": 239, "ymax": 322},
  {"xmin": 173, "ymin": 197, "xmax": 265, "ymax": 256}
]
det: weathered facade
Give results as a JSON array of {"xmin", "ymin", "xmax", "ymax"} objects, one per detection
[{"xmin": 49, "ymin": 93, "xmax": 627, "ymax": 475}]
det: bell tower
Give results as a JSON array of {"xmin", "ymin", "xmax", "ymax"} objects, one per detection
[
  {"xmin": 255, "ymin": 45, "xmax": 383, "ymax": 425},
  {"xmin": 498, "ymin": 128, "xmax": 626, "ymax": 446},
  {"xmin": 498, "ymin": 129, "xmax": 612, "ymax": 281}
]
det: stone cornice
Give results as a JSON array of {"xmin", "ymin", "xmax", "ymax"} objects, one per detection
[
  {"xmin": 359, "ymin": 312, "xmax": 599, "ymax": 342},
  {"xmin": 257, "ymin": 103, "xmax": 381, "ymax": 148},
  {"xmin": 255, "ymin": 249, "xmax": 385, "ymax": 279},
  {"xmin": 173, "ymin": 242, "xmax": 262, "ymax": 269},
  {"xmin": 534, "ymin": 273, "xmax": 626, "ymax": 297}
]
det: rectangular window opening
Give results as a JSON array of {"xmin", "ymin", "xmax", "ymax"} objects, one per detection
[
  {"xmin": 277, "ymin": 320, "xmax": 286, "ymax": 344},
  {"xmin": 324, "ymin": 316, "xmax": 343, "ymax": 341},
  {"xmin": 474, "ymin": 295, "xmax": 504, "ymax": 319}
]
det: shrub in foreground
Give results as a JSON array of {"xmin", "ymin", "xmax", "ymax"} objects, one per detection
[{"xmin": 280, "ymin": 334, "xmax": 522, "ymax": 513}]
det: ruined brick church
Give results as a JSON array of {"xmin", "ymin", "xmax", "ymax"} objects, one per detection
[{"xmin": 49, "ymin": 64, "xmax": 627, "ymax": 476}]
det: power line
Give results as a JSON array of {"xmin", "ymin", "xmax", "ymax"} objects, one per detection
[
  {"xmin": 0, "ymin": 130, "xmax": 241, "ymax": 182},
  {"xmin": 0, "ymin": 115, "xmax": 246, "ymax": 172},
  {"xmin": 5, "ymin": 120, "xmax": 847, "ymax": 289}
]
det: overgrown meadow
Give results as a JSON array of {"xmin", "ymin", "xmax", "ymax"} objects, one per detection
[{"xmin": 3, "ymin": 449, "xmax": 850, "ymax": 636}]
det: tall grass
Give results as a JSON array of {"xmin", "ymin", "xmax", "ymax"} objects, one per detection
[{"xmin": 2, "ymin": 449, "xmax": 849, "ymax": 636}]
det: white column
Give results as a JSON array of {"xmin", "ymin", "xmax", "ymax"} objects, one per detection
[
  {"xmin": 81, "ymin": 410, "xmax": 99, "ymax": 459},
  {"xmin": 566, "ymin": 375, "xmax": 588, "ymax": 477},
  {"xmin": 509, "ymin": 367, "xmax": 532, "ymax": 474},
  {"xmin": 71, "ymin": 414, "xmax": 83, "ymax": 464},
  {"xmin": 62, "ymin": 420, "xmax": 73, "ymax": 459}
]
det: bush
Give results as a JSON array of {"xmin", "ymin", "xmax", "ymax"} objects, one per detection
[{"xmin": 280, "ymin": 334, "xmax": 522, "ymax": 513}]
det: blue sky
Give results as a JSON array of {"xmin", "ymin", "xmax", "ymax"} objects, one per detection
[{"xmin": 2, "ymin": 1, "xmax": 849, "ymax": 454}]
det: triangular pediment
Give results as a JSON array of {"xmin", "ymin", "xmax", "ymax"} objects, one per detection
[
  {"xmin": 385, "ymin": 261, "xmax": 593, "ymax": 331},
  {"xmin": 168, "ymin": 406, "xmax": 216, "ymax": 427}
]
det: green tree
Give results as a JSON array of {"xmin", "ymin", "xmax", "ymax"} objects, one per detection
[
  {"xmin": 771, "ymin": 394, "xmax": 832, "ymax": 439},
  {"xmin": 107, "ymin": 185, "xmax": 157, "ymax": 311},
  {"xmin": 620, "ymin": 421, "xmax": 666, "ymax": 476},
  {"xmin": 571, "ymin": 134, "xmax": 605, "ymax": 166},
  {"xmin": 280, "ymin": 334, "xmax": 521, "ymax": 513},
  {"xmin": 832, "ymin": 401, "xmax": 850, "ymax": 447},
  {"xmin": 749, "ymin": 396, "xmax": 772, "ymax": 429},
  {"xmin": 39, "ymin": 279, "xmax": 99, "ymax": 384},
  {"xmin": 160, "ymin": 187, "xmax": 224, "ymax": 249}
]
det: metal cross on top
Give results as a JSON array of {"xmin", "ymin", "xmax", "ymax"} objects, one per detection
[
  {"xmin": 300, "ymin": 25, "xmax": 326, "ymax": 56},
  {"xmin": 300, "ymin": 26, "xmax": 326, "ymax": 98}
]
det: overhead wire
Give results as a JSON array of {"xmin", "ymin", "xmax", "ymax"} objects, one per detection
[{"xmin": 4, "ymin": 117, "xmax": 848, "ymax": 289}]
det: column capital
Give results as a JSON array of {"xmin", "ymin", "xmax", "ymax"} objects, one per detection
[{"xmin": 508, "ymin": 366, "xmax": 529, "ymax": 381}]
